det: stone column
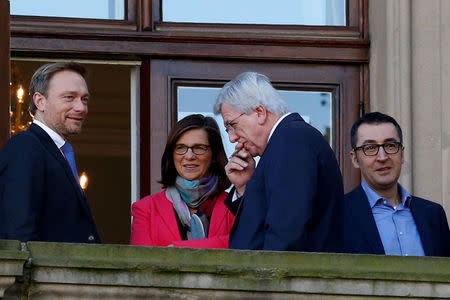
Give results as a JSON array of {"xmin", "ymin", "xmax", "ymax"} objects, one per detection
[
  {"xmin": 369, "ymin": 0, "xmax": 450, "ymax": 212},
  {"xmin": 411, "ymin": 0, "xmax": 449, "ymax": 208},
  {"xmin": 369, "ymin": 0, "xmax": 412, "ymax": 191}
]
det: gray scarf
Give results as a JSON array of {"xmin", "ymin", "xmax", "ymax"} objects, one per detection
[{"xmin": 166, "ymin": 176, "xmax": 218, "ymax": 239}]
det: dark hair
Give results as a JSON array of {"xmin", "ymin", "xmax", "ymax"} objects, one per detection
[
  {"xmin": 350, "ymin": 112, "xmax": 403, "ymax": 149},
  {"xmin": 29, "ymin": 62, "xmax": 87, "ymax": 115},
  {"xmin": 160, "ymin": 114, "xmax": 231, "ymax": 193}
]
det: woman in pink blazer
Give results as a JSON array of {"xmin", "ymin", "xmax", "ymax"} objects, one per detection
[{"xmin": 130, "ymin": 114, "xmax": 234, "ymax": 248}]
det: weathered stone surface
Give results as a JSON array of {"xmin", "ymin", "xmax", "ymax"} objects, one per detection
[
  {"xmin": 0, "ymin": 240, "xmax": 28, "ymax": 298},
  {"xmin": 21, "ymin": 242, "xmax": 450, "ymax": 299},
  {"xmin": 1, "ymin": 240, "xmax": 450, "ymax": 299},
  {"xmin": 21, "ymin": 283, "xmax": 436, "ymax": 300}
]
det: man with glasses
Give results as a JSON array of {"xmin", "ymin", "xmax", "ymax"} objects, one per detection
[
  {"xmin": 345, "ymin": 112, "xmax": 450, "ymax": 256},
  {"xmin": 213, "ymin": 71, "xmax": 344, "ymax": 252}
]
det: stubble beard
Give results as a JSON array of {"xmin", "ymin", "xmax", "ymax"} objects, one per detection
[{"xmin": 56, "ymin": 120, "xmax": 84, "ymax": 136}]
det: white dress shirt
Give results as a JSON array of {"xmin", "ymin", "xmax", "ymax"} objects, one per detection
[{"xmin": 33, "ymin": 119, "xmax": 66, "ymax": 154}]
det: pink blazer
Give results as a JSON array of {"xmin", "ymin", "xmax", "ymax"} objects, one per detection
[{"xmin": 130, "ymin": 190, "xmax": 235, "ymax": 248}]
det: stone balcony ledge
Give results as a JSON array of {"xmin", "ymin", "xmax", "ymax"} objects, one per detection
[
  {"xmin": 0, "ymin": 240, "xmax": 28, "ymax": 299},
  {"xmin": 1, "ymin": 240, "xmax": 450, "ymax": 299}
]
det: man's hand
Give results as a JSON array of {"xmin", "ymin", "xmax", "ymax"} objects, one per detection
[{"xmin": 225, "ymin": 143, "xmax": 255, "ymax": 195}]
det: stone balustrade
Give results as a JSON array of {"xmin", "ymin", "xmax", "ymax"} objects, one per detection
[
  {"xmin": 1, "ymin": 240, "xmax": 450, "ymax": 299},
  {"xmin": 0, "ymin": 240, "xmax": 27, "ymax": 299}
]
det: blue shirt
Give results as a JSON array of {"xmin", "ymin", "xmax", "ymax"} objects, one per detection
[{"xmin": 361, "ymin": 182, "xmax": 425, "ymax": 256}]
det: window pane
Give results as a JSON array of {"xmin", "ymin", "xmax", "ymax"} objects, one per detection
[
  {"xmin": 177, "ymin": 86, "xmax": 332, "ymax": 160},
  {"xmin": 282, "ymin": 90, "xmax": 332, "ymax": 145},
  {"xmin": 177, "ymin": 87, "xmax": 234, "ymax": 157},
  {"xmin": 10, "ymin": 0, "xmax": 125, "ymax": 20},
  {"xmin": 163, "ymin": 0, "xmax": 345, "ymax": 26}
]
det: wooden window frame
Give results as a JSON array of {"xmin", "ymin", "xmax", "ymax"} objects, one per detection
[
  {"xmin": 0, "ymin": 0, "xmax": 10, "ymax": 147},
  {"xmin": 147, "ymin": 0, "xmax": 367, "ymax": 40},
  {"xmin": 11, "ymin": 0, "xmax": 365, "ymax": 40},
  {"xmin": 9, "ymin": 0, "xmax": 368, "ymax": 64},
  {"xmin": 142, "ymin": 59, "xmax": 363, "ymax": 197},
  {"xmin": 10, "ymin": 0, "xmax": 138, "ymax": 32}
]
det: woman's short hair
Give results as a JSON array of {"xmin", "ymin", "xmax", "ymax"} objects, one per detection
[
  {"xmin": 160, "ymin": 114, "xmax": 231, "ymax": 193},
  {"xmin": 29, "ymin": 62, "xmax": 87, "ymax": 116}
]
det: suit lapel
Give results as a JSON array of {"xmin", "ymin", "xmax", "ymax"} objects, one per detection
[
  {"xmin": 155, "ymin": 194, "xmax": 182, "ymax": 241},
  {"xmin": 28, "ymin": 124, "xmax": 91, "ymax": 215},
  {"xmin": 410, "ymin": 198, "xmax": 434, "ymax": 256},
  {"xmin": 350, "ymin": 186, "xmax": 385, "ymax": 254}
]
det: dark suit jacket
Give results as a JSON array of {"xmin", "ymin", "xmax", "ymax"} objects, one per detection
[
  {"xmin": 0, "ymin": 124, "xmax": 100, "ymax": 243},
  {"xmin": 229, "ymin": 113, "xmax": 344, "ymax": 252},
  {"xmin": 344, "ymin": 185, "xmax": 450, "ymax": 257}
]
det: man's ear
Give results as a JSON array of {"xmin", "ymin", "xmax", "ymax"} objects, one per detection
[
  {"xmin": 350, "ymin": 150, "xmax": 360, "ymax": 169},
  {"xmin": 401, "ymin": 146, "xmax": 405, "ymax": 164},
  {"xmin": 254, "ymin": 105, "xmax": 267, "ymax": 125},
  {"xmin": 33, "ymin": 92, "xmax": 46, "ymax": 112}
]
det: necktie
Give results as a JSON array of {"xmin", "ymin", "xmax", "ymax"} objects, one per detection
[{"xmin": 61, "ymin": 141, "xmax": 79, "ymax": 182}]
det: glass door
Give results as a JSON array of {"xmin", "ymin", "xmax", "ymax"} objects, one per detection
[
  {"xmin": 144, "ymin": 59, "xmax": 361, "ymax": 195},
  {"xmin": 9, "ymin": 58, "xmax": 139, "ymax": 244}
]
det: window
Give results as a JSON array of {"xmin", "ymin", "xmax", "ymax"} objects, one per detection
[
  {"xmin": 11, "ymin": 0, "xmax": 125, "ymax": 20},
  {"xmin": 143, "ymin": 59, "xmax": 362, "ymax": 196},
  {"xmin": 162, "ymin": 0, "xmax": 346, "ymax": 26},
  {"xmin": 177, "ymin": 86, "xmax": 333, "ymax": 159},
  {"xmin": 10, "ymin": 0, "xmax": 137, "ymax": 32}
]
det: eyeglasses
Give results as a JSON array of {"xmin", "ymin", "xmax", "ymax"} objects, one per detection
[
  {"xmin": 225, "ymin": 113, "xmax": 245, "ymax": 133},
  {"xmin": 353, "ymin": 142, "xmax": 403, "ymax": 156},
  {"xmin": 174, "ymin": 144, "xmax": 210, "ymax": 155}
]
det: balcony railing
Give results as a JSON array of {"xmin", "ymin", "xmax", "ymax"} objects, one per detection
[{"xmin": 1, "ymin": 239, "xmax": 450, "ymax": 299}]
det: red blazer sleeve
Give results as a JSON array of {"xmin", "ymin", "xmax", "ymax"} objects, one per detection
[{"xmin": 130, "ymin": 195, "xmax": 155, "ymax": 246}]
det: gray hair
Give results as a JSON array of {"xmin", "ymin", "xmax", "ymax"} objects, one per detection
[
  {"xmin": 29, "ymin": 62, "xmax": 87, "ymax": 116},
  {"xmin": 213, "ymin": 72, "xmax": 289, "ymax": 116}
]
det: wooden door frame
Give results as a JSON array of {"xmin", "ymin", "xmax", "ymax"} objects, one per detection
[
  {"xmin": 142, "ymin": 59, "xmax": 363, "ymax": 197},
  {"xmin": 0, "ymin": 0, "xmax": 10, "ymax": 147}
]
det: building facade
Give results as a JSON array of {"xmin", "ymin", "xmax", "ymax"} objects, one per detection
[{"xmin": 0, "ymin": 0, "xmax": 449, "ymax": 241}]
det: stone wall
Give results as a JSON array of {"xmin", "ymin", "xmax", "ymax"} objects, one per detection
[
  {"xmin": 0, "ymin": 240, "xmax": 27, "ymax": 299},
  {"xmin": 369, "ymin": 0, "xmax": 450, "ymax": 217},
  {"xmin": 1, "ymin": 240, "xmax": 450, "ymax": 299}
]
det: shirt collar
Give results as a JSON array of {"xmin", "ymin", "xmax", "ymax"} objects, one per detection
[
  {"xmin": 398, "ymin": 183, "xmax": 412, "ymax": 206},
  {"xmin": 33, "ymin": 119, "xmax": 66, "ymax": 149},
  {"xmin": 267, "ymin": 112, "xmax": 291, "ymax": 143},
  {"xmin": 361, "ymin": 181, "xmax": 412, "ymax": 208}
]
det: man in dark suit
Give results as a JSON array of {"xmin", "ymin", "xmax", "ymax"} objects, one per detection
[
  {"xmin": 345, "ymin": 112, "xmax": 450, "ymax": 256},
  {"xmin": 213, "ymin": 72, "xmax": 344, "ymax": 252},
  {"xmin": 0, "ymin": 62, "xmax": 100, "ymax": 243}
]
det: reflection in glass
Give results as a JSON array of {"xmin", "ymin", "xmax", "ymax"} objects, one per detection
[
  {"xmin": 163, "ymin": 0, "xmax": 345, "ymax": 26},
  {"xmin": 177, "ymin": 87, "xmax": 233, "ymax": 157},
  {"xmin": 282, "ymin": 90, "xmax": 332, "ymax": 145},
  {"xmin": 10, "ymin": 61, "xmax": 33, "ymax": 135},
  {"xmin": 177, "ymin": 86, "xmax": 332, "ymax": 160},
  {"xmin": 10, "ymin": 0, "xmax": 125, "ymax": 20}
]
